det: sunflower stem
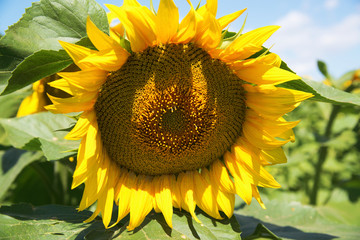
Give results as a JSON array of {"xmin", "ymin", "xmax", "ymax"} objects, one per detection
[{"xmin": 309, "ymin": 84, "xmax": 354, "ymax": 205}]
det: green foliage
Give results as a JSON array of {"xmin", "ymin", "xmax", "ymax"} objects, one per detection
[
  {"xmin": 0, "ymin": 0, "xmax": 360, "ymax": 239},
  {"xmin": 236, "ymin": 191, "xmax": 360, "ymax": 240},
  {"xmin": 0, "ymin": 0, "xmax": 109, "ymax": 95},
  {"xmin": 0, "ymin": 205, "xmax": 241, "ymax": 240},
  {"xmin": 0, "ymin": 112, "xmax": 79, "ymax": 160}
]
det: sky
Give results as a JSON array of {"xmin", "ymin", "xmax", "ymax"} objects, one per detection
[{"xmin": 1, "ymin": 0, "xmax": 360, "ymax": 81}]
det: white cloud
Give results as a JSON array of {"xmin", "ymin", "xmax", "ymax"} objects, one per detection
[
  {"xmin": 324, "ymin": 0, "xmax": 339, "ymax": 10},
  {"xmin": 265, "ymin": 10, "xmax": 360, "ymax": 78}
]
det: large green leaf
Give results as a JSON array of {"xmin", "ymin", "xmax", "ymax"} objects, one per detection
[
  {"xmin": 235, "ymin": 193, "xmax": 360, "ymax": 240},
  {"xmin": 0, "ymin": 0, "xmax": 108, "ymax": 59},
  {"xmin": 2, "ymin": 50, "xmax": 73, "ymax": 95},
  {"xmin": 0, "ymin": 205, "xmax": 241, "ymax": 240},
  {"xmin": 279, "ymin": 78, "xmax": 360, "ymax": 107},
  {"xmin": 0, "ymin": 112, "xmax": 79, "ymax": 160},
  {"xmin": 0, "ymin": 149, "xmax": 44, "ymax": 200},
  {"xmin": 0, "ymin": 204, "xmax": 98, "ymax": 240},
  {"xmin": 0, "ymin": 0, "xmax": 109, "ymax": 95},
  {"xmin": 103, "ymin": 210, "xmax": 242, "ymax": 240}
]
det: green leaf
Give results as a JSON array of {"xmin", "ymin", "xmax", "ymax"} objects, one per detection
[
  {"xmin": 0, "ymin": 87, "xmax": 29, "ymax": 119},
  {"xmin": 0, "ymin": 0, "xmax": 109, "ymax": 95},
  {"xmin": 243, "ymin": 223, "xmax": 281, "ymax": 240},
  {"xmin": 317, "ymin": 60, "xmax": 331, "ymax": 80},
  {"xmin": 0, "ymin": 149, "xmax": 43, "ymax": 200},
  {"xmin": 0, "ymin": 205, "xmax": 242, "ymax": 240},
  {"xmin": 87, "ymin": 210, "xmax": 241, "ymax": 240},
  {"xmin": 235, "ymin": 195, "xmax": 360, "ymax": 240},
  {"xmin": 0, "ymin": 0, "xmax": 108, "ymax": 59},
  {"xmin": 1, "ymin": 50, "xmax": 73, "ymax": 95},
  {"xmin": 0, "ymin": 112, "xmax": 79, "ymax": 160},
  {"xmin": 0, "ymin": 204, "xmax": 98, "ymax": 240},
  {"xmin": 279, "ymin": 78, "xmax": 360, "ymax": 107}
]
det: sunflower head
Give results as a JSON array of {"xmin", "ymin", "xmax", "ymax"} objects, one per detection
[{"xmin": 46, "ymin": 0, "xmax": 312, "ymax": 231}]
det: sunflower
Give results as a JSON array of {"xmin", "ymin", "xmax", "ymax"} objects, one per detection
[
  {"xmin": 46, "ymin": 0, "xmax": 312, "ymax": 230},
  {"xmin": 16, "ymin": 68, "xmax": 76, "ymax": 117},
  {"xmin": 17, "ymin": 79, "xmax": 49, "ymax": 117}
]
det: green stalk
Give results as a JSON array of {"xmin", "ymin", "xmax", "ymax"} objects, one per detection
[
  {"xmin": 309, "ymin": 84, "xmax": 354, "ymax": 205},
  {"xmin": 309, "ymin": 105, "xmax": 340, "ymax": 205}
]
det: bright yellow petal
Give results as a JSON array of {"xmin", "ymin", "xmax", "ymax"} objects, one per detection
[
  {"xmin": 154, "ymin": 175, "xmax": 173, "ymax": 228},
  {"xmin": 172, "ymin": 5, "xmax": 196, "ymax": 43},
  {"xmin": 109, "ymin": 169, "xmax": 135, "ymax": 228},
  {"xmin": 106, "ymin": 4, "xmax": 157, "ymax": 52},
  {"xmin": 194, "ymin": 10, "xmax": 222, "ymax": 50},
  {"xmin": 218, "ymin": 9, "xmax": 246, "ymax": 29},
  {"xmin": 78, "ymin": 47, "xmax": 129, "ymax": 72},
  {"xmin": 194, "ymin": 170, "xmax": 222, "ymax": 219},
  {"xmin": 65, "ymin": 110, "xmax": 96, "ymax": 140},
  {"xmin": 209, "ymin": 159, "xmax": 235, "ymax": 193},
  {"xmin": 251, "ymin": 185, "xmax": 266, "ymax": 209},
  {"xmin": 244, "ymin": 84, "xmax": 313, "ymax": 120},
  {"xmin": 101, "ymin": 162, "xmax": 119, "ymax": 228},
  {"xmin": 17, "ymin": 80, "xmax": 47, "ymax": 117},
  {"xmin": 224, "ymin": 151, "xmax": 253, "ymax": 205},
  {"xmin": 59, "ymin": 41, "xmax": 96, "ymax": 69},
  {"xmin": 86, "ymin": 17, "xmax": 122, "ymax": 51},
  {"xmin": 179, "ymin": 171, "xmax": 201, "ymax": 223},
  {"xmin": 260, "ymin": 148, "xmax": 287, "ymax": 165},
  {"xmin": 220, "ymin": 25, "xmax": 280, "ymax": 61},
  {"xmin": 232, "ymin": 56, "xmax": 300, "ymax": 85},
  {"xmin": 128, "ymin": 175, "xmax": 154, "ymax": 231},
  {"xmin": 170, "ymin": 175, "xmax": 182, "ymax": 209},
  {"xmin": 206, "ymin": 0, "xmax": 218, "ymax": 16},
  {"xmin": 157, "ymin": 0, "xmax": 179, "ymax": 43},
  {"xmin": 215, "ymin": 188, "xmax": 235, "ymax": 218},
  {"xmin": 58, "ymin": 68, "xmax": 107, "ymax": 92},
  {"xmin": 232, "ymin": 145, "xmax": 281, "ymax": 188}
]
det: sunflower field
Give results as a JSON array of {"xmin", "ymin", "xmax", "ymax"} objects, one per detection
[{"xmin": 0, "ymin": 0, "xmax": 359, "ymax": 239}]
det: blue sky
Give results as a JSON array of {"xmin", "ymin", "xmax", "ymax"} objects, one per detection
[{"xmin": 1, "ymin": 0, "xmax": 360, "ymax": 81}]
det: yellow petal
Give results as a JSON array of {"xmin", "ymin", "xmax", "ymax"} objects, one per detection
[
  {"xmin": 170, "ymin": 175, "xmax": 182, "ymax": 209},
  {"xmin": 243, "ymin": 110, "xmax": 299, "ymax": 146},
  {"xmin": 251, "ymin": 185, "xmax": 266, "ymax": 209},
  {"xmin": 86, "ymin": 17, "xmax": 122, "ymax": 51},
  {"xmin": 65, "ymin": 110, "xmax": 96, "ymax": 140},
  {"xmin": 106, "ymin": 4, "xmax": 157, "ymax": 52},
  {"xmin": 193, "ymin": 170, "xmax": 222, "ymax": 219},
  {"xmin": 101, "ymin": 163, "xmax": 119, "ymax": 228},
  {"xmin": 78, "ymin": 47, "xmax": 129, "ymax": 72},
  {"xmin": 221, "ymin": 25, "xmax": 280, "ymax": 61},
  {"xmin": 218, "ymin": 9, "xmax": 246, "ymax": 29},
  {"xmin": 108, "ymin": 169, "xmax": 135, "ymax": 228},
  {"xmin": 232, "ymin": 145, "xmax": 281, "ymax": 188},
  {"xmin": 123, "ymin": 0, "xmax": 141, "ymax": 7},
  {"xmin": 59, "ymin": 41, "xmax": 96, "ymax": 69},
  {"xmin": 172, "ymin": 6, "xmax": 196, "ymax": 43},
  {"xmin": 206, "ymin": 0, "xmax": 218, "ymax": 16},
  {"xmin": 179, "ymin": 171, "xmax": 201, "ymax": 223},
  {"xmin": 232, "ymin": 57, "xmax": 300, "ymax": 85},
  {"xmin": 58, "ymin": 68, "xmax": 107, "ymax": 92},
  {"xmin": 157, "ymin": 0, "xmax": 179, "ymax": 43},
  {"xmin": 209, "ymin": 159, "xmax": 235, "ymax": 193},
  {"xmin": 215, "ymin": 188, "xmax": 235, "ymax": 218},
  {"xmin": 17, "ymin": 80, "xmax": 47, "ymax": 117},
  {"xmin": 128, "ymin": 175, "xmax": 154, "ymax": 230},
  {"xmin": 223, "ymin": 151, "xmax": 253, "ymax": 205},
  {"xmin": 46, "ymin": 91, "xmax": 97, "ymax": 113},
  {"xmin": 244, "ymin": 84, "xmax": 313, "ymax": 120},
  {"xmin": 194, "ymin": 10, "xmax": 221, "ymax": 50},
  {"xmin": 154, "ymin": 175, "xmax": 173, "ymax": 228},
  {"xmin": 260, "ymin": 147, "xmax": 287, "ymax": 165}
]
